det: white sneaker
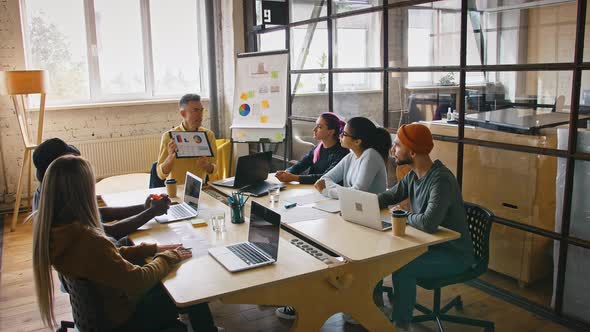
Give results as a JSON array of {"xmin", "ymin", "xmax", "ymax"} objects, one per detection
[
  {"xmin": 342, "ymin": 313, "xmax": 359, "ymax": 325},
  {"xmin": 380, "ymin": 305, "xmax": 393, "ymax": 320},
  {"xmin": 275, "ymin": 306, "xmax": 297, "ymax": 320}
]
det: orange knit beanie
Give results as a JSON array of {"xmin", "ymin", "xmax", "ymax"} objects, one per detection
[{"xmin": 396, "ymin": 124, "xmax": 434, "ymax": 154}]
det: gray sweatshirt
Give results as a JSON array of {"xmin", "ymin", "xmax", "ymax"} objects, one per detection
[
  {"xmin": 320, "ymin": 148, "xmax": 387, "ymax": 199},
  {"xmin": 378, "ymin": 160, "xmax": 474, "ymax": 261}
]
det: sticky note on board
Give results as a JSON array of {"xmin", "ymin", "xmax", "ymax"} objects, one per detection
[
  {"xmin": 260, "ymin": 116, "xmax": 268, "ymax": 123},
  {"xmin": 240, "ymin": 92, "xmax": 248, "ymax": 100},
  {"xmin": 248, "ymin": 91, "xmax": 255, "ymax": 98},
  {"xmin": 261, "ymin": 100, "xmax": 269, "ymax": 108},
  {"xmin": 271, "ymin": 71, "xmax": 279, "ymax": 79},
  {"xmin": 275, "ymin": 133, "xmax": 284, "ymax": 141}
]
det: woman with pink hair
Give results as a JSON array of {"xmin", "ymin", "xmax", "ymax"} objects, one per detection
[{"xmin": 275, "ymin": 112, "xmax": 349, "ymax": 184}]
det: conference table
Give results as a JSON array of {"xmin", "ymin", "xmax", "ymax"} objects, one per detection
[{"xmin": 100, "ymin": 176, "xmax": 459, "ymax": 331}]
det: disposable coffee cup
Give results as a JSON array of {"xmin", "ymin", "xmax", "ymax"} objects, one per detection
[
  {"xmin": 391, "ymin": 210, "xmax": 408, "ymax": 236},
  {"xmin": 165, "ymin": 179, "xmax": 177, "ymax": 198}
]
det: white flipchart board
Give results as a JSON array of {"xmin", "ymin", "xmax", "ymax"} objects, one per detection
[{"xmin": 231, "ymin": 50, "xmax": 288, "ymax": 142}]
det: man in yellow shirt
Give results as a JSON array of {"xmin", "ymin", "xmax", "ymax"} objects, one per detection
[{"xmin": 157, "ymin": 94, "xmax": 217, "ymax": 184}]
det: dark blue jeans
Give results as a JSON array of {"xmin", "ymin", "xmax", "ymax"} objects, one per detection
[
  {"xmin": 115, "ymin": 284, "xmax": 216, "ymax": 332},
  {"xmin": 389, "ymin": 249, "xmax": 471, "ymax": 325}
]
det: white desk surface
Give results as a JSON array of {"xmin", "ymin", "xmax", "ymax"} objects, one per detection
[
  {"xmin": 103, "ymin": 187, "xmax": 327, "ymax": 307},
  {"xmin": 104, "ymin": 178, "xmax": 460, "ymax": 330},
  {"xmin": 211, "ymin": 174, "xmax": 460, "ymax": 262},
  {"xmin": 95, "ymin": 173, "xmax": 150, "ymax": 196}
]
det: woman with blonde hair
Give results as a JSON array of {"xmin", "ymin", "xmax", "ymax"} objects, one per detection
[{"xmin": 33, "ymin": 155, "xmax": 217, "ymax": 331}]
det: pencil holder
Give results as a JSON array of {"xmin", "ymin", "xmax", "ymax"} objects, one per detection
[{"xmin": 231, "ymin": 204, "xmax": 245, "ymax": 224}]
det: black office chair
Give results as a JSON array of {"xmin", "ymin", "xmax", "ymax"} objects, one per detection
[
  {"xmin": 57, "ymin": 274, "xmax": 186, "ymax": 332},
  {"xmin": 57, "ymin": 274, "xmax": 106, "ymax": 332},
  {"xmin": 150, "ymin": 161, "xmax": 165, "ymax": 188},
  {"xmin": 383, "ymin": 202, "xmax": 495, "ymax": 332}
]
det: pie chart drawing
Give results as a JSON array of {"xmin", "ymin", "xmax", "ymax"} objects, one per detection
[
  {"xmin": 193, "ymin": 135, "xmax": 202, "ymax": 144},
  {"xmin": 239, "ymin": 104, "xmax": 251, "ymax": 116}
]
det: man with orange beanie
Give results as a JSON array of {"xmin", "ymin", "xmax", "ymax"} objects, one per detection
[{"xmin": 376, "ymin": 123, "xmax": 474, "ymax": 331}]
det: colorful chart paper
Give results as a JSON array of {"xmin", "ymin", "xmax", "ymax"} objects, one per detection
[
  {"xmin": 239, "ymin": 104, "xmax": 251, "ymax": 116},
  {"xmin": 169, "ymin": 131, "xmax": 213, "ymax": 158}
]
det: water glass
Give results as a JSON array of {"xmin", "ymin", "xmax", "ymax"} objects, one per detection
[
  {"xmin": 210, "ymin": 211, "xmax": 226, "ymax": 233},
  {"xmin": 268, "ymin": 186, "xmax": 281, "ymax": 203}
]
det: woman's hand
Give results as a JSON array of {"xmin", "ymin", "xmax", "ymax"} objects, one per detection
[
  {"xmin": 157, "ymin": 243, "xmax": 182, "ymax": 252},
  {"xmin": 275, "ymin": 171, "xmax": 297, "ymax": 182},
  {"xmin": 173, "ymin": 247, "xmax": 193, "ymax": 261},
  {"xmin": 314, "ymin": 179, "xmax": 326, "ymax": 192}
]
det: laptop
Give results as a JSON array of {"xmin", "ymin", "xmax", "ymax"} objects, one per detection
[
  {"xmin": 211, "ymin": 151, "xmax": 284, "ymax": 197},
  {"xmin": 209, "ymin": 201, "xmax": 281, "ymax": 272},
  {"xmin": 154, "ymin": 172, "xmax": 202, "ymax": 224},
  {"xmin": 339, "ymin": 188, "xmax": 392, "ymax": 231}
]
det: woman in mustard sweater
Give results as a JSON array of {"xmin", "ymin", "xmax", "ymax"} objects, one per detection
[{"xmin": 32, "ymin": 155, "xmax": 217, "ymax": 331}]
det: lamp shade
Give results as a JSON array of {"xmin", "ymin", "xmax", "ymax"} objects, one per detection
[{"xmin": 0, "ymin": 70, "xmax": 49, "ymax": 95}]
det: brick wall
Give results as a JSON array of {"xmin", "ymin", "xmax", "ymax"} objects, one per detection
[{"xmin": 0, "ymin": 0, "xmax": 212, "ymax": 211}]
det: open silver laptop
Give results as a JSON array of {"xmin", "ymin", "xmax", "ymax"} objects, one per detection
[
  {"xmin": 155, "ymin": 172, "xmax": 202, "ymax": 224},
  {"xmin": 339, "ymin": 188, "xmax": 392, "ymax": 231},
  {"xmin": 209, "ymin": 201, "xmax": 281, "ymax": 272}
]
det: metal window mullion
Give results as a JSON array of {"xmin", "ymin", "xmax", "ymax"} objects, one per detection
[
  {"xmin": 457, "ymin": 0, "xmax": 467, "ymax": 188},
  {"xmin": 286, "ymin": 3, "xmax": 292, "ymax": 168},
  {"xmin": 554, "ymin": 0, "xmax": 587, "ymax": 317},
  {"xmin": 140, "ymin": 0, "xmax": 155, "ymax": 97},
  {"xmin": 244, "ymin": 0, "xmax": 258, "ymax": 52},
  {"xmin": 197, "ymin": 0, "xmax": 210, "ymax": 97},
  {"xmin": 383, "ymin": 1, "xmax": 389, "ymax": 127},
  {"xmin": 84, "ymin": 0, "xmax": 101, "ymax": 100},
  {"xmin": 327, "ymin": 0, "xmax": 334, "ymax": 113}
]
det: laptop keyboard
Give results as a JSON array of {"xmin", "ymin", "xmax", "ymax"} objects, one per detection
[
  {"xmin": 227, "ymin": 243, "xmax": 271, "ymax": 265},
  {"xmin": 168, "ymin": 204, "xmax": 196, "ymax": 219}
]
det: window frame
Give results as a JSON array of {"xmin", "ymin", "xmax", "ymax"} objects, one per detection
[
  {"xmin": 21, "ymin": 0, "xmax": 209, "ymax": 106},
  {"xmin": 246, "ymin": 0, "xmax": 590, "ymax": 330}
]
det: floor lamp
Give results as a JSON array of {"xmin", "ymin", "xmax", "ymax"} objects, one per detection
[{"xmin": 0, "ymin": 70, "xmax": 49, "ymax": 232}]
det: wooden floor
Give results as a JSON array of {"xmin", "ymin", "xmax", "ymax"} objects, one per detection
[{"xmin": 0, "ymin": 213, "xmax": 571, "ymax": 332}]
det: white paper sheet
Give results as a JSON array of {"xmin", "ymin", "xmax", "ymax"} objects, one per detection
[
  {"xmin": 285, "ymin": 192, "xmax": 328, "ymax": 205},
  {"xmin": 312, "ymin": 199, "xmax": 341, "ymax": 213},
  {"xmin": 273, "ymin": 206, "xmax": 330, "ymax": 224}
]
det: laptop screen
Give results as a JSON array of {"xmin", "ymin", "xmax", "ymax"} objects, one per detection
[
  {"xmin": 234, "ymin": 151, "xmax": 272, "ymax": 188},
  {"xmin": 248, "ymin": 201, "xmax": 281, "ymax": 259},
  {"xmin": 183, "ymin": 172, "xmax": 202, "ymax": 208}
]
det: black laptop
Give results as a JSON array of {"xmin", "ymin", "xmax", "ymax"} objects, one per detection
[{"xmin": 211, "ymin": 151, "xmax": 284, "ymax": 197}]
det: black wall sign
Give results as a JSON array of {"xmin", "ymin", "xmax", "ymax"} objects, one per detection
[{"xmin": 261, "ymin": 1, "xmax": 288, "ymax": 26}]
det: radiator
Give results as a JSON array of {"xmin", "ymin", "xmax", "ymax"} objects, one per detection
[{"xmin": 76, "ymin": 135, "xmax": 161, "ymax": 179}]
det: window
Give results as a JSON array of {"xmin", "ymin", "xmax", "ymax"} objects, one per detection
[
  {"xmin": 407, "ymin": 5, "xmax": 484, "ymax": 85},
  {"xmin": 22, "ymin": 0, "xmax": 209, "ymax": 106}
]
